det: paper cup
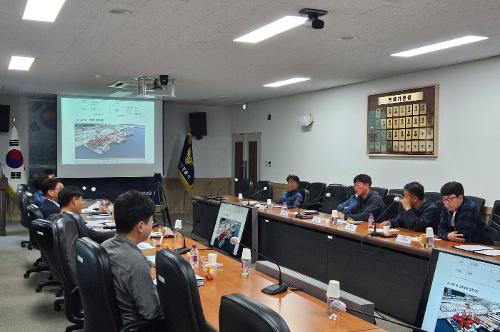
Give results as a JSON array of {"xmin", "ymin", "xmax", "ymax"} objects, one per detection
[
  {"xmin": 241, "ymin": 248, "xmax": 252, "ymax": 260},
  {"xmin": 426, "ymin": 227, "xmax": 434, "ymax": 237},
  {"xmin": 174, "ymin": 219, "xmax": 182, "ymax": 229},
  {"xmin": 331, "ymin": 210, "xmax": 338, "ymax": 218},
  {"xmin": 383, "ymin": 225, "xmax": 390, "ymax": 234},
  {"xmin": 326, "ymin": 280, "xmax": 340, "ymax": 298},
  {"xmin": 238, "ymin": 193, "xmax": 243, "ymax": 200},
  {"xmin": 266, "ymin": 199, "xmax": 272, "ymax": 205},
  {"xmin": 208, "ymin": 253, "xmax": 217, "ymax": 265}
]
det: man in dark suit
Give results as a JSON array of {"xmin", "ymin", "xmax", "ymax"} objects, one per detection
[
  {"xmin": 40, "ymin": 178, "xmax": 64, "ymax": 218},
  {"xmin": 48, "ymin": 186, "xmax": 114, "ymax": 244}
]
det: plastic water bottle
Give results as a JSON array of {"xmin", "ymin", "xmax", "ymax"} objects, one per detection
[
  {"xmin": 190, "ymin": 244, "xmax": 199, "ymax": 269},
  {"xmin": 241, "ymin": 248, "xmax": 252, "ymax": 278},
  {"xmin": 280, "ymin": 203, "xmax": 288, "ymax": 217},
  {"xmin": 426, "ymin": 227, "xmax": 435, "ymax": 249},
  {"xmin": 368, "ymin": 213, "xmax": 375, "ymax": 231}
]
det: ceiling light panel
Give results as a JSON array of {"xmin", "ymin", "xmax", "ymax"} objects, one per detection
[
  {"xmin": 8, "ymin": 56, "xmax": 35, "ymax": 71},
  {"xmin": 391, "ymin": 35, "xmax": 488, "ymax": 57},
  {"xmin": 263, "ymin": 77, "xmax": 310, "ymax": 87},
  {"xmin": 234, "ymin": 16, "xmax": 308, "ymax": 44},
  {"xmin": 23, "ymin": 0, "xmax": 66, "ymax": 22}
]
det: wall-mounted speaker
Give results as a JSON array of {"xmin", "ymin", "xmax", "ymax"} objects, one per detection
[
  {"xmin": 0, "ymin": 105, "xmax": 10, "ymax": 132},
  {"xmin": 189, "ymin": 112, "xmax": 207, "ymax": 139}
]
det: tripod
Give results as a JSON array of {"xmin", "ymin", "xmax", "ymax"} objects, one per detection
[{"xmin": 149, "ymin": 173, "xmax": 173, "ymax": 229}]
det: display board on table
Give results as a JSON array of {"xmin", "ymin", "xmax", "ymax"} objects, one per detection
[{"xmin": 367, "ymin": 85, "xmax": 439, "ymax": 157}]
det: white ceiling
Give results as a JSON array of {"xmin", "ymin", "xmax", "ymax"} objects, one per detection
[{"xmin": 1, "ymin": 0, "xmax": 500, "ymax": 105}]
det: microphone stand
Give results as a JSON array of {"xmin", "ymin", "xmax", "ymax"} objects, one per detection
[
  {"xmin": 232, "ymin": 238, "xmax": 288, "ymax": 295},
  {"xmin": 173, "ymin": 228, "xmax": 190, "ymax": 255}
]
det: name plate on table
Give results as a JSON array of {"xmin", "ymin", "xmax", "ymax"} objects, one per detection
[
  {"xmin": 312, "ymin": 216, "xmax": 322, "ymax": 223},
  {"xmin": 395, "ymin": 235, "xmax": 414, "ymax": 245},
  {"xmin": 345, "ymin": 224, "xmax": 357, "ymax": 232}
]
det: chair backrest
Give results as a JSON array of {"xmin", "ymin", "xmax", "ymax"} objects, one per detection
[
  {"xmin": 491, "ymin": 200, "xmax": 500, "ymax": 223},
  {"xmin": 319, "ymin": 184, "xmax": 349, "ymax": 213},
  {"xmin": 378, "ymin": 193, "xmax": 400, "ymax": 221},
  {"xmin": 371, "ymin": 187, "xmax": 388, "ymax": 200},
  {"xmin": 298, "ymin": 189, "xmax": 310, "ymax": 208},
  {"xmin": 388, "ymin": 188, "xmax": 404, "ymax": 196},
  {"xmin": 219, "ymin": 293, "xmax": 290, "ymax": 332},
  {"xmin": 466, "ymin": 196, "xmax": 485, "ymax": 212},
  {"xmin": 20, "ymin": 191, "xmax": 33, "ymax": 229},
  {"xmin": 346, "ymin": 185, "xmax": 354, "ymax": 196},
  {"xmin": 424, "ymin": 192, "xmax": 441, "ymax": 204},
  {"xmin": 298, "ymin": 181, "xmax": 310, "ymax": 190},
  {"xmin": 16, "ymin": 183, "xmax": 28, "ymax": 212},
  {"xmin": 31, "ymin": 219, "xmax": 62, "ymax": 282},
  {"xmin": 155, "ymin": 249, "xmax": 209, "ymax": 332},
  {"xmin": 253, "ymin": 181, "xmax": 273, "ymax": 201},
  {"xmin": 54, "ymin": 217, "xmax": 84, "ymax": 324},
  {"xmin": 75, "ymin": 237, "xmax": 122, "ymax": 332},
  {"xmin": 306, "ymin": 182, "xmax": 326, "ymax": 203},
  {"xmin": 27, "ymin": 204, "xmax": 44, "ymax": 249},
  {"xmin": 235, "ymin": 179, "xmax": 253, "ymax": 198}
]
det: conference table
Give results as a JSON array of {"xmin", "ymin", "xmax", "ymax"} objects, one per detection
[
  {"xmin": 192, "ymin": 195, "xmax": 500, "ymax": 326},
  {"xmin": 142, "ymin": 235, "xmax": 384, "ymax": 332}
]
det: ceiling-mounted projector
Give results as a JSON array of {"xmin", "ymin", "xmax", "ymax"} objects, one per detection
[
  {"xmin": 299, "ymin": 8, "xmax": 328, "ymax": 30},
  {"xmin": 108, "ymin": 75, "xmax": 176, "ymax": 98}
]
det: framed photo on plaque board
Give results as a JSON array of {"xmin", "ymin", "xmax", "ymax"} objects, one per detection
[{"xmin": 367, "ymin": 85, "xmax": 438, "ymax": 157}]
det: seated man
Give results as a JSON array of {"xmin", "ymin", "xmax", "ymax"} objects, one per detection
[
  {"xmin": 32, "ymin": 168, "xmax": 56, "ymax": 206},
  {"xmin": 438, "ymin": 182, "xmax": 489, "ymax": 243},
  {"xmin": 277, "ymin": 175, "xmax": 303, "ymax": 208},
  {"xmin": 337, "ymin": 174, "xmax": 384, "ymax": 220},
  {"xmin": 101, "ymin": 190, "xmax": 162, "ymax": 326},
  {"xmin": 48, "ymin": 186, "xmax": 115, "ymax": 244},
  {"xmin": 40, "ymin": 178, "xmax": 64, "ymax": 218},
  {"xmin": 380, "ymin": 182, "xmax": 440, "ymax": 232}
]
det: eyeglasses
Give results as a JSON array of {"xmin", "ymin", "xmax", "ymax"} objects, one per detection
[{"xmin": 442, "ymin": 195, "xmax": 457, "ymax": 203}]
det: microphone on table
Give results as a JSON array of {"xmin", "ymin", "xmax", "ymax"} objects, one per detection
[
  {"xmin": 249, "ymin": 187, "xmax": 268, "ymax": 201},
  {"xmin": 230, "ymin": 237, "xmax": 288, "ymax": 295},
  {"xmin": 372, "ymin": 196, "xmax": 401, "ymax": 237},
  {"xmin": 173, "ymin": 219, "xmax": 190, "ymax": 255},
  {"xmin": 304, "ymin": 192, "xmax": 331, "ymax": 209}
]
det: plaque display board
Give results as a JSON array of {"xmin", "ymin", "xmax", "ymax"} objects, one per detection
[{"xmin": 367, "ymin": 85, "xmax": 438, "ymax": 157}]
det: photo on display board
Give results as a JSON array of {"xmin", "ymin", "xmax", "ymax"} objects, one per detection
[
  {"xmin": 74, "ymin": 123, "xmax": 145, "ymax": 159},
  {"xmin": 210, "ymin": 203, "xmax": 249, "ymax": 256}
]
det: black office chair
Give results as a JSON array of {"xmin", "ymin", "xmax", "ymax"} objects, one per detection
[
  {"xmin": 424, "ymin": 192, "xmax": 442, "ymax": 204},
  {"xmin": 319, "ymin": 184, "xmax": 349, "ymax": 214},
  {"xmin": 24, "ymin": 203, "xmax": 52, "ymax": 278},
  {"xmin": 487, "ymin": 200, "xmax": 500, "ymax": 245},
  {"xmin": 20, "ymin": 190, "xmax": 34, "ymax": 249},
  {"xmin": 155, "ymin": 249, "xmax": 210, "ymax": 332},
  {"xmin": 466, "ymin": 196, "xmax": 486, "ymax": 212},
  {"xmin": 253, "ymin": 181, "xmax": 273, "ymax": 201},
  {"xmin": 298, "ymin": 189, "xmax": 310, "ymax": 209},
  {"xmin": 53, "ymin": 217, "xmax": 84, "ymax": 331},
  {"xmin": 378, "ymin": 193, "xmax": 400, "ymax": 221},
  {"xmin": 31, "ymin": 219, "xmax": 65, "ymax": 308},
  {"xmin": 235, "ymin": 179, "xmax": 253, "ymax": 198},
  {"xmin": 388, "ymin": 188, "xmax": 404, "ymax": 196},
  {"xmin": 305, "ymin": 182, "xmax": 326, "ymax": 209},
  {"xmin": 17, "ymin": 184, "xmax": 31, "ymax": 248},
  {"xmin": 298, "ymin": 181, "xmax": 310, "ymax": 191},
  {"xmin": 346, "ymin": 185, "xmax": 354, "ymax": 196},
  {"xmin": 219, "ymin": 293, "xmax": 290, "ymax": 332},
  {"xmin": 75, "ymin": 238, "xmax": 163, "ymax": 332},
  {"xmin": 371, "ymin": 187, "xmax": 388, "ymax": 200}
]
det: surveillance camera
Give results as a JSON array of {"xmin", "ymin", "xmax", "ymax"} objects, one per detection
[{"xmin": 305, "ymin": 18, "xmax": 324, "ymax": 29}]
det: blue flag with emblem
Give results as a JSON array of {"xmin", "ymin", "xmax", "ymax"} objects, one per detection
[{"xmin": 178, "ymin": 132, "xmax": 194, "ymax": 190}]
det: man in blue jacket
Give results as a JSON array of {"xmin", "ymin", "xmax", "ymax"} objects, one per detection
[
  {"xmin": 337, "ymin": 174, "xmax": 384, "ymax": 220},
  {"xmin": 438, "ymin": 181, "xmax": 489, "ymax": 243},
  {"xmin": 277, "ymin": 174, "xmax": 303, "ymax": 208}
]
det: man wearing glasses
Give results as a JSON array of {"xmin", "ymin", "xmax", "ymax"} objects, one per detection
[{"xmin": 438, "ymin": 181, "xmax": 489, "ymax": 243}]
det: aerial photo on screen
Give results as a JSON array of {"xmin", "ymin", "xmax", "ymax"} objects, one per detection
[
  {"xmin": 434, "ymin": 287, "xmax": 500, "ymax": 332},
  {"xmin": 75, "ymin": 124, "xmax": 145, "ymax": 159}
]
